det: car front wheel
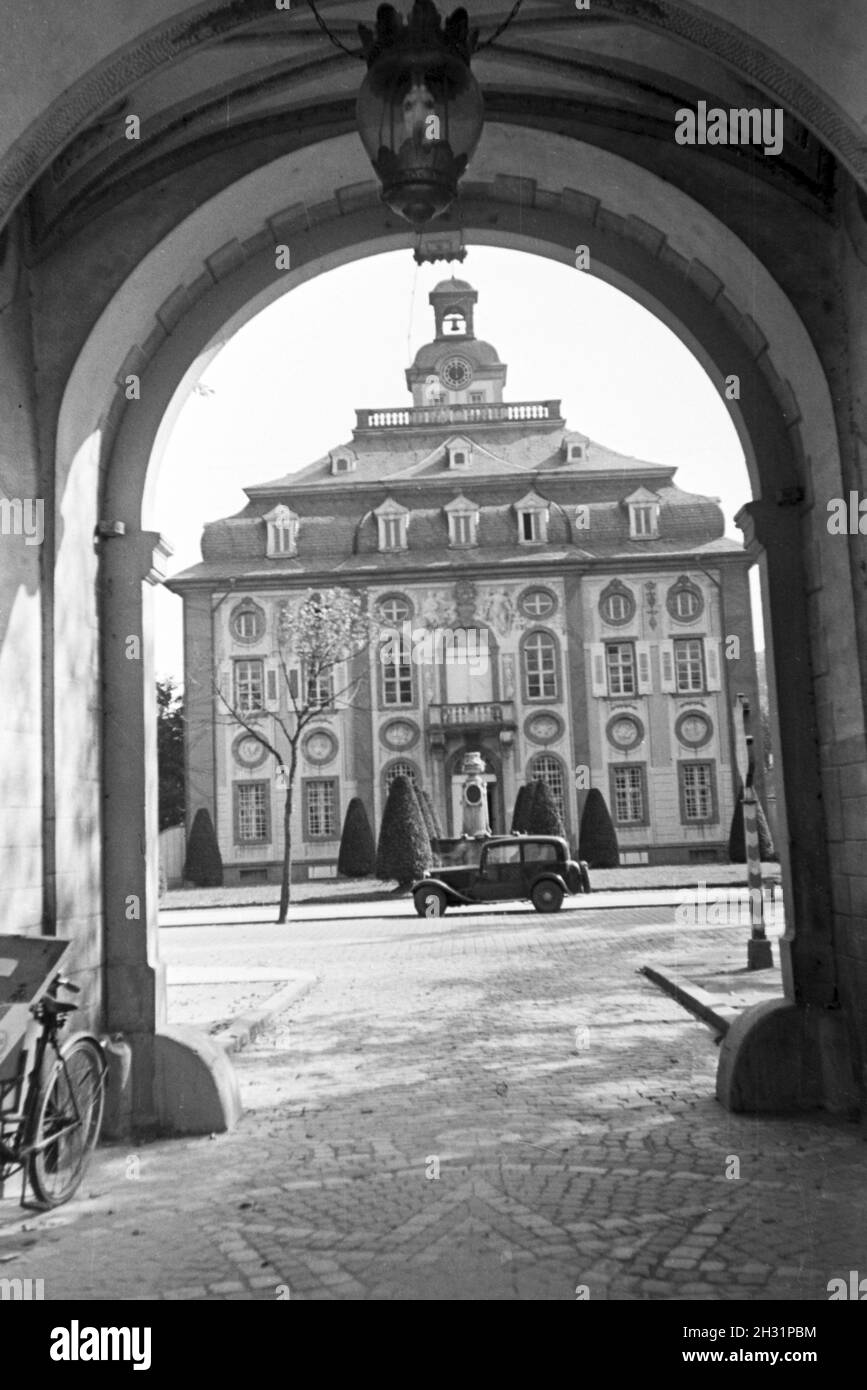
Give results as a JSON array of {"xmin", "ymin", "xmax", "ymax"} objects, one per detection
[
  {"xmin": 414, "ymin": 887, "xmax": 448, "ymax": 918},
  {"xmin": 532, "ymin": 880, "xmax": 564, "ymax": 913}
]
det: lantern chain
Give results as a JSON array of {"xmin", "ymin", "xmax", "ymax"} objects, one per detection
[
  {"xmin": 305, "ymin": 0, "xmax": 363, "ymax": 58},
  {"xmin": 304, "ymin": 0, "xmax": 526, "ymax": 58},
  {"xmin": 474, "ymin": 0, "xmax": 525, "ymax": 50}
]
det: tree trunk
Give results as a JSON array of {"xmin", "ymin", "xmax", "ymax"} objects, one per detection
[{"xmin": 277, "ymin": 752, "xmax": 296, "ymax": 924}]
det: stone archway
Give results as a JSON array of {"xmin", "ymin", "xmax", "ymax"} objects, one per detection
[{"xmin": 45, "ymin": 121, "xmax": 863, "ymax": 1128}]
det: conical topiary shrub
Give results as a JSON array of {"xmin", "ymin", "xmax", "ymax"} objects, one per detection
[
  {"xmin": 376, "ymin": 775, "xmax": 433, "ymax": 888},
  {"xmin": 511, "ymin": 783, "xmax": 532, "ymax": 832},
  {"xmin": 527, "ymin": 777, "xmax": 567, "ymax": 838},
  {"xmin": 414, "ymin": 782, "xmax": 438, "ymax": 847},
  {"xmin": 420, "ymin": 787, "xmax": 444, "ymax": 840},
  {"xmin": 728, "ymin": 780, "xmax": 776, "ymax": 862},
  {"xmin": 183, "ymin": 807, "xmax": 223, "ymax": 887},
  {"xmin": 578, "ymin": 788, "xmax": 619, "ymax": 868},
  {"xmin": 337, "ymin": 796, "xmax": 375, "ymax": 877}
]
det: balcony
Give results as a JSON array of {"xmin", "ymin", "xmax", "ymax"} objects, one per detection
[
  {"xmin": 355, "ymin": 401, "xmax": 563, "ymax": 432},
  {"xmin": 428, "ymin": 700, "xmax": 516, "ymax": 732}
]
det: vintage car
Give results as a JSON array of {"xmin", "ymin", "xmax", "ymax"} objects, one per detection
[{"xmin": 412, "ymin": 835, "xmax": 591, "ymax": 917}]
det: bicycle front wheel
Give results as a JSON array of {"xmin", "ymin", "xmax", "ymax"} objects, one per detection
[{"xmin": 28, "ymin": 1036, "xmax": 106, "ymax": 1208}]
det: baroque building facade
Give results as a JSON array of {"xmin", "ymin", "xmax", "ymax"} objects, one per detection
[{"xmin": 169, "ymin": 280, "xmax": 762, "ymax": 884}]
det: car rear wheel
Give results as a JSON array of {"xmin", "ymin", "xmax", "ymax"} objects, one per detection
[
  {"xmin": 414, "ymin": 887, "xmax": 448, "ymax": 918},
  {"xmin": 532, "ymin": 880, "xmax": 564, "ymax": 913}
]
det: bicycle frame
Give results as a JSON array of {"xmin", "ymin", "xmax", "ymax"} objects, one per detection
[{"xmin": 0, "ymin": 990, "xmax": 83, "ymax": 1193}]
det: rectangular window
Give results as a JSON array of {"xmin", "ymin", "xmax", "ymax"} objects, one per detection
[
  {"xmin": 674, "ymin": 638, "xmax": 704, "ymax": 692},
  {"xmin": 234, "ymin": 659, "xmax": 264, "ymax": 712},
  {"xmin": 305, "ymin": 779, "xmax": 337, "ymax": 838},
  {"xmin": 606, "ymin": 643, "xmax": 636, "ymax": 696},
  {"xmin": 612, "ymin": 765, "xmax": 646, "ymax": 825},
  {"xmin": 524, "ymin": 636, "xmax": 557, "ymax": 700},
  {"xmin": 383, "ymin": 657, "xmax": 413, "ymax": 706},
  {"xmin": 234, "ymin": 782, "xmax": 269, "ymax": 843},
  {"xmin": 470, "ymin": 392, "xmax": 484, "ymax": 403},
  {"xmin": 520, "ymin": 511, "xmax": 539, "ymax": 542},
  {"xmin": 630, "ymin": 504, "xmax": 657, "ymax": 537},
  {"xmin": 679, "ymin": 762, "xmax": 716, "ymax": 823},
  {"xmin": 305, "ymin": 667, "xmax": 333, "ymax": 709},
  {"xmin": 450, "ymin": 512, "xmax": 475, "ymax": 546},
  {"xmin": 381, "ymin": 517, "xmax": 405, "ymax": 550}
]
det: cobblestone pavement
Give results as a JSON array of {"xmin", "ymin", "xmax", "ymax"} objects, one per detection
[{"xmin": 1, "ymin": 902, "xmax": 864, "ymax": 1301}]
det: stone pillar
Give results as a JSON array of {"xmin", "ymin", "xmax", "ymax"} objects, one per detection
[
  {"xmin": 734, "ymin": 501, "xmax": 835, "ymax": 1004},
  {"xmin": 717, "ymin": 500, "xmax": 858, "ymax": 1115},
  {"xmin": 499, "ymin": 729, "xmax": 516, "ymax": 826},
  {"xmin": 102, "ymin": 528, "xmax": 240, "ymax": 1136}
]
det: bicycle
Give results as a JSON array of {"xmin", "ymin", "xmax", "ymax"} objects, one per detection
[{"xmin": 0, "ymin": 975, "xmax": 106, "ymax": 1208}]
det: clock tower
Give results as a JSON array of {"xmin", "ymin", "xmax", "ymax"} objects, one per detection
[{"xmin": 405, "ymin": 278, "xmax": 508, "ymax": 406}]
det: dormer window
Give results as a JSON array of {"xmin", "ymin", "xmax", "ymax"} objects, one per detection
[
  {"xmin": 447, "ymin": 437, "xmax": 472, "ymax": 470},
  {"xmin": 445, "ymin": 496, "xmax": 479, "ymax": 548},
  {"xmin": 564, "ymin": 439, "xmax": 586, "ymax": 463},
  {"xmin": 331, "ymin": 450, "xmax": 356, "ymax": 476},
  {"xmin": 625, "ymin": 488, "xmax": 661, "ymax": 539},
  {"xmin": 375, "ymin": 498, "xmax": 409, "ymax": 552},
  {"xmin": 265, "ymin": 505, "xmax": 298, "ymax": 558},
  {"xmin": 630, "ymin": 504, "xmax": 658, "ymax": 538},
  {"xmin": 515, "ymin": 492, "xmax": 549, "ymax": 545}
]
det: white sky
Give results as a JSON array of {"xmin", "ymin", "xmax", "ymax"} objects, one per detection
[{"xmin": 153, "ymin": 245, "xmax": 762, "ymax": 681}]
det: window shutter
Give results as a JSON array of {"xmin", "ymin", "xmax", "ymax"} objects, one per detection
[
  {"xmin": 288, "ymin": 667, "xmax": 299, "ymax": 701},
  {"xmin": 660, "ymin": 641, "xmax": 676, "ymax": 693},
  {"xmin": 265, "ymin": 663, "xmax": 279, "ymax": 710},
  {"xmin": 636, "ymin": 641, "xmax": 653, "ymax": 694},
  {"xmin": 705, "ymin": 639, "xmax": 722, "ymax": 691},
  {"xmin": 590, "ymin": 643, "xmax": 607, "ymax": 697}
]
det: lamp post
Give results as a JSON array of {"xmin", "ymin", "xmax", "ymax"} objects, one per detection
[{"xmin": 738, "ymin": 693, "xmax": 774, "ymax": 969}]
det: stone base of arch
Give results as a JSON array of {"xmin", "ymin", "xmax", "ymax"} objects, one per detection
[
  {"xmin": 104, "ymin": 1020, "xmax": 243, "ymax": 1139},
  {"xmin": 716, "ymin": 999, "xmax": 860, "ymax": 1117}
]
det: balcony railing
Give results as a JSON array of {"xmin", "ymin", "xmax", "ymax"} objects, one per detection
[
  {"xmin": 428, "ymin": 700, "xmax": 516, "ymax": 729},
  {"xmin": 355, "ymin": 401, "xmax": 562, "ymax": 431}
]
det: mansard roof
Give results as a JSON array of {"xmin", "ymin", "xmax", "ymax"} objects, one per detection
[{"xmin": 246, "ymin": 422, "xmax": 675, "ymax": 496}]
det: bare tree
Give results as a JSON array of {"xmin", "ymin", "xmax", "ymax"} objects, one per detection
[{"xmin": 216, "ymin": 588, "xmax": 373, "ymax": 922}]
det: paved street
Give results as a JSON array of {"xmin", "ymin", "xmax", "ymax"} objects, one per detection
[{"xmin": 1, "ymin": 898, "xmax": 864, "ymax": 1301}]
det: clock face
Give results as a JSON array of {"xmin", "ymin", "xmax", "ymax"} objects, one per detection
[
  {"xmin": 238, "ymin": 737, "xmax": 262, "ymax": 764},
  {"xmin": 439, "ymin": 356, "xmax": 474, "ymax": 390}
]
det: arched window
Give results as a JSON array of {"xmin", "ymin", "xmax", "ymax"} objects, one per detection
[
  {"xmin": 265, "ymin": 505, "xmax": 298, "ymax": 558},
  {"xmin": 230, "ymin": 601, "xmax": 265, "ymax": 644},
  {"xmin": 599, "ymin": 580, "xmax": 635, "ymax": 627},
  {"xmin": 530, "ymin": 754, "xmax": 565, "ymax": 817},
  {"xmin": 522, "ymin": 631, "xmax": 558, "ymax": 701},
  {"xmin": 667, "ymin": 577, "xmax": 704, "ymax": 622},
  {"xmin": 384, "ymin": 760, "xmax": 418, "ymax": 791}
]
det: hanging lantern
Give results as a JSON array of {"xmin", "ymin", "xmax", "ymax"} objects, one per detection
[{"xmin": 357, "ymin": 2, "xmax": 484, "ymax": 230}]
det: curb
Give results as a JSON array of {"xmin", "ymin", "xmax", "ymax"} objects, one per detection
[
  {"xmin": 211, "ymin": 974, "xmax": 317, "ymax": 1054},
  {"xmin": 640, "ymin": 965, "xmax": 743, "ymax": 1035},
  {"xmin": 160, "ymin": 878, "xmax": 782, "ymax": 914}
]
